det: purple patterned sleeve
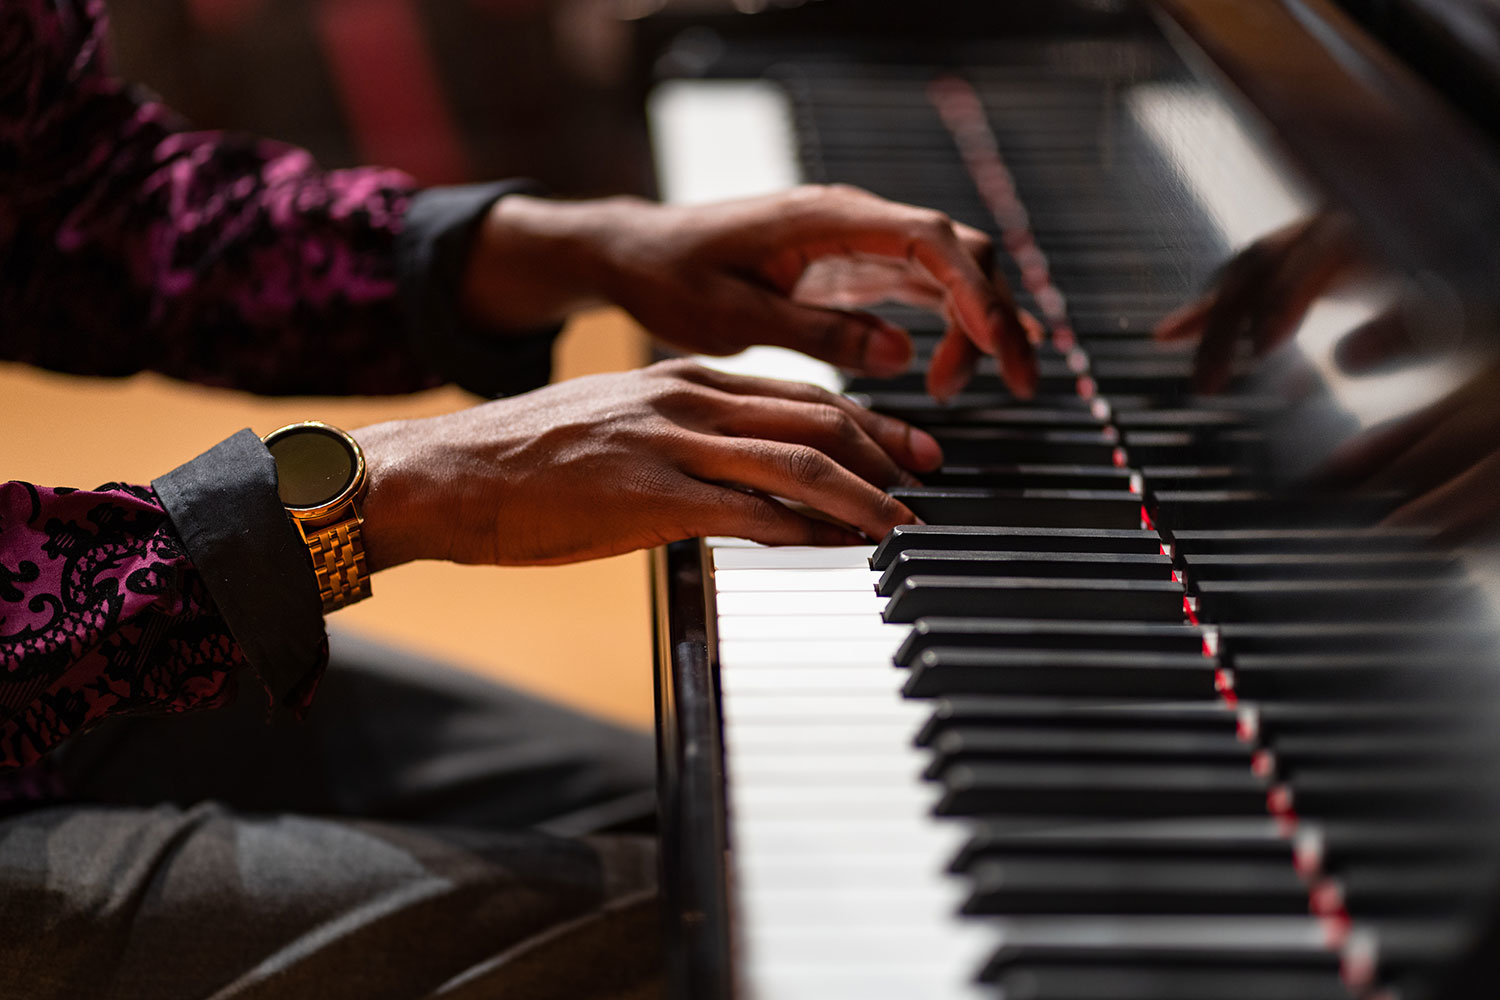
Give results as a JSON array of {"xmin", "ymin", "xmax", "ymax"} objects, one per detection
[
  {"xmin": 0, "ymin": 481, "xmax": 249, "ymax": 768},
  {"xmin": 0, "ymin": 0, "xmax": 443, "ymax": 395}
]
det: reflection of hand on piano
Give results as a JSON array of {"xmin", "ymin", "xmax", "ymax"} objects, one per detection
[
  {"xmin": 1156, "ymin": 211, "xmax": 1366, "ymax": 392},
  {"xmin": 352, "ymin": 358, "xmax": 939, "ymax": 568},
  {"xmin": 1320, "ymin": 362, "xmax": 1500, "ymax": 543},
  {"xmin": 467, "ymin": 184, "xmax": 1038, "ymax": 401}
]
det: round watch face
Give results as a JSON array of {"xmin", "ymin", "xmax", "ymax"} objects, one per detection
[{"xmin": 267, "ymin": 426, "xmax": 358, "ymax": 510}]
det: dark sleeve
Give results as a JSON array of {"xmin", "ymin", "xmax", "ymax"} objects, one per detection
[
  {"xmin": 0, "ymin": 0, "xmax": 561, "ymax": 399},
  {"xmin": 0, "ymin": 431, "xmax": 331, "ymax": 768}
]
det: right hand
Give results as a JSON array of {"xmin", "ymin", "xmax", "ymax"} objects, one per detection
[{"xmin": 352, "ymin": 359, "xmax": 941, "ymax": 569}]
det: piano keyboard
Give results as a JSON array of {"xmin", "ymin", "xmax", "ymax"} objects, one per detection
[{"xmin": 654, "ymin": 34, "xmax": 1500, "ymax": 1000}]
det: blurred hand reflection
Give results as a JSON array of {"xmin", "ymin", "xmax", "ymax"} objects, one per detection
[
  {"xmin": 1320, "ymin": 363, "xmax": 1500, "ymax": 544},
  {"xmin": 1155, "ymin": 211, "xmax": 1366, "ymax": 391}
]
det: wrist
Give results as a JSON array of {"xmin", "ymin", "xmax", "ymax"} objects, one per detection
[
  {"xmin": 461, "ymin": 194, "xmax": 648, "ymax": 331},
  {"xmin": 353, "ymin": 420, "xmax": 439, "ymax": 573}
]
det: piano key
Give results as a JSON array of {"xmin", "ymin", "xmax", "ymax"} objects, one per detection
[
  {"xmin": 887, "ymin": 488, "xmax": 1143, "ymax": 529},
  {"xmin": 1215, "ymin": 621, "xmax": 1500, "ymax": 654},
  {"xmin": 1280, "ymin": 768, "xmax": 1500, "ymax": 819},
  {"xmin": 1296, "ymin": 820, "xmax": 1500, "ymax": 869},
  {"xmin": 925, "ymin": 428, "xmax": 1118, "ymax": 464},
  {"xmin": 883, "ymin": 576, "xmax": 1184, "ymax": 623},
  {"xmin": 937, "ymin": 762, "xmax": 1267, "ymax": 818},
  {"xmin": 925, "ymin": 726, "xmax": 1251, "ymax": 775},
  {"xmin": 876, "ymin": 550, "xmax": 1173, "ymax": 596},
  {"xmin": 871, "ymin": 525, "xmax": 1161, "ymax": 569},
  {"xmin": 1193, "ymin": 579, "xmax": 1479, "ymax": 623},
  {"xmin": 922, "ymin": 465, "xmax": 1135, "ymax": 490},
  {"xmin": 1178, "ymin": 551, "xmax": 1457, "ymax": 582},
  {"xmin": 992, "ymin": 965, "xmax": 1352, "ymax": 1000},
  {"xmin": 916, "ymin": 698, "xmax": 1240, "ymax": 746},
  {"xmin": 894, "ymin": 618, "xmax": 1204, "ymax": 664},
  {"xmin": 952, "ymin": 818, "xmax": 1294, "ymax": 872},
  {"xmin": 711, "ymin": 544, "xmax": 875, "ymax": 570},
  {"xmin": 1150, "ymin": 491, "xmax": 1403, "ymax": 531},
  {"xmin": 1168, "ymin": 528, "xmax": 1433, "ymax": 555},
  {"xmin": 962, "ymin": 858, "xmax": 1309, "ymax": 915},
  {"xmin": 977, "ymin": 916, "xmax": 1342, "ymax": 982},
  {"xmin": 1327, "ymin": 863, "xmax": 1494, "ymax": 917},
  {"xmin": 903, "ymin": 648, "xmax": 1218, "ymax": 699},
  {"xmin": 1227, "ymin": 651, "xmax": 1500, "ymax": 700}
]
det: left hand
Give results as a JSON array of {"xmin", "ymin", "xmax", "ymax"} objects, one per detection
[{"xmin": 463, "ymin": 185, "xmax": 1039, "ymax": 401}]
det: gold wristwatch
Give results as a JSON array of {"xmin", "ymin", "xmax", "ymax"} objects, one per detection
[{"xmin": 262, "ymin": 421, "xmax": 372, "ymax": 614}]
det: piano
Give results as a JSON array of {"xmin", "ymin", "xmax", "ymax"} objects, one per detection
[{"xmin": 644, "ymin": 2, "xmax": 1500, "ymax": 998}]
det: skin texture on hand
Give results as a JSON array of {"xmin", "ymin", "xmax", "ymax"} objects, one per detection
[
  {"xmin": 462, "ymin": 185, "xmax": 1037, "ymax": 402},
  {"xmin": 353, "ymin": 359, "xmax": 942, "ymax": 571}
]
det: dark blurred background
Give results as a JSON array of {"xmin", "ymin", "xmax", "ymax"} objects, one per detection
[{"xmin": 106, "ymin": 0, "xmax": 656, "ymax": 194}]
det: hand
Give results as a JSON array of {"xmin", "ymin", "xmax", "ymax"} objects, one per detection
[
  {"xmin": 1155, "ymin": 212, "xmax": 1364, "ymax": 392},
  {"xmin": 463, "ymin": 185, "xmax": 1038, "ymax": 402},
  {"xmin": 352, "ymin": 359, "xmax": 941, "ymax": 569},
  {"xmin": 1319, "ymin": 363, "xmax": 1500, "ymax": 543}
]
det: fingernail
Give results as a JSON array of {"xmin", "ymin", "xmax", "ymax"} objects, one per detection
[
  {"xmin": 908, "ymin": 427, "xmax": 943, "ymax": 471},
  {"xmin": 866, "ymin": 327, "xmax": 912, "ymax": 375}
]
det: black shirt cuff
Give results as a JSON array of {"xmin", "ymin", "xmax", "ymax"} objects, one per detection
[
  {"xmin": 397, "ymin": 181, "xmax": 564, "ymax": 399},
  {"xmin": 152, "ymin": 430, "xmax": 325, "ymax": 714}
]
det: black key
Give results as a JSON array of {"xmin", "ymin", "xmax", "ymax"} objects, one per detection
[
  {"xmin": 1267, "ymin": 732, "xmax": 1500, "ymax": 772},
  {"xmin": 896, "ymin": 619, "xmax": 1203, "ymax": 665},
  {"xmin": 904, "ymin": 648, "xmax": 1217, "ymax": 699},
  {"xmin": 1114, "ymin": 409, "xmax": 1249, "ymax": 429},
  {"xmin": 884, "ymin": 576, "xmax": 1184, "ymax": 623},
  {"xmin": 1297, "ymin": 821, "xmax": 1500, "ymax": 870},
  {"xmin": 1193, "ymin": 579, "xmax": 1479, "ymax": 623},
  {"xmin": 954, "ymin": 818, "xmax": 1294, "ymax": 873},
  {"xmin": 1230, "ymin": 652, "xmax": 1500, "ymax": 701},
  {"xmin": 927, "ymin": 427, "xmax": 1118, "ymax": 464},
  {"xmin": 1331, "ymin": 863, "xmax": 1494, "ymax": 917},
  {"xmin": 1282, "ymin": 768, "xmax": 1500, "ymax": 820},
  {"xmin": 1182, "ymin": 551, "xmax": 1456, "ymax": 581},
  {"xmin": 916, "ymin": 697, "xmax": 1239, "ymax": 746},
  {"xmin": 888, "ymin": 488, "xmax": 1142, "ymax": 528},
  {"xmin": 877, "ymin": 549, "xmax": 1172, "ymax": 595},
  {"xmin": 1138, "ymin": 465, "xmax": 1256, "ymax": 491},
  {"xmin": 926, "ymin": 726, "xmax": 1251, "ymax": 776},
  {"xmin": 865, "ymin": 405, "xmax": 1103, "ymax": 428},
  {"xmin": 1169, "ymin": 528, "xmax": 1432, "ymax": 555},
  {"xmin": 923, "ymin": 464, "xmax": 1134, "ymax": 490},
  {"xmin": 1215, "ymin": 621, "xmax": 1499, "ymax": 654},
  {"xmin": 872, "ymin": 525, "xmax": 1160, "ymax": 568},
  {"xmin": 937, "ymin": 761, "xmax": 1267, "ymax": 818},
  {"xmin": 1249, "ymin": 700, "xmax": 1488, "ymax": 738},
  {"xmin": 1151, "ymin": 491, "xmax": 1401, "ymax": 531},
  {"xmin": 992, "ymin": 965, "xmax": 1351, "ymax": 1000},
  {"xmin": 963, "ymin": 858, "xmax": 1308, "ymax": 915},
  {"xmin": 978, "ymin": 916, "xmax": 1342, "ymax": 982},
  {"xmin": 1123, "ymin": 429, "xmax": 1267, "ymax": 464}
]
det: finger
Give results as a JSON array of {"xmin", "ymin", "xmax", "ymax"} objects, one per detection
[
  {"xmin": 1333, "ymin": 308, "xmax": 1418, "ymax": 374},
  {"xmin": 680, "ymin": 368, "xmax": 944, "ymax": 472},
  {"xmin": 1194, "ymin": 238, "xmax": 1284, "ymax": 394},
  {"xmin": 728, "ymin": 283, "xmax": 916, "ymax": 376},
  {"xmin": 680, "ymin": 482, "xmax": 868, "ymax": 548},
  {"xmin": 927, "ymin": 323, "xmax": 985, "ymax": 403},
  {"xmin": 686, "ymin": 434, "xmax": 920, "ymax": 541},
  {"xmin": 713, "ymin": 394, "xmax": 923, "ymax": 489},
  {"xmin": 1250, "ymin": 215, "xmax": 1361, "ymax": 356},
  {"xmin": 781, "ymin": 200, "xmax": 1036, "ymax": 397},
  {"xmin": 1155, "ymin": 297, "xmax": 1214, "ymax": 342}
]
